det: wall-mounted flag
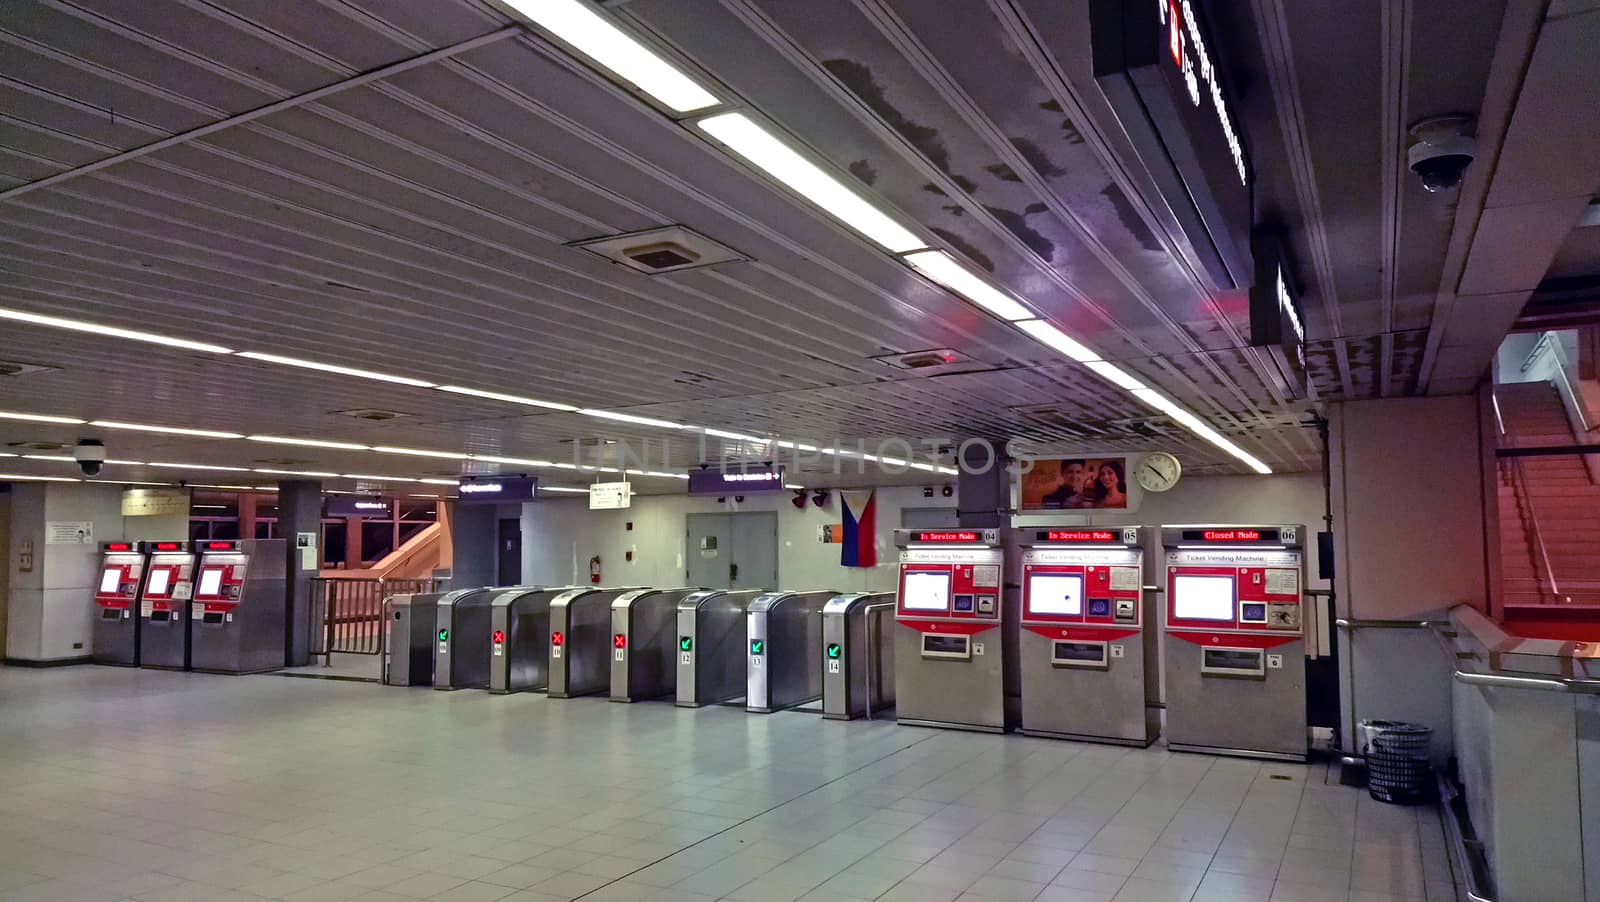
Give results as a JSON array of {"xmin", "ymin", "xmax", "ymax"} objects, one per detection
[{"xmin": 840, "ymin": 489, "xmax": 877, "ymax": 568}]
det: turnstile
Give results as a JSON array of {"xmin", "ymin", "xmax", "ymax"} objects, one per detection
[
  {"xmin": 611, "ymin": 587, "xmax": 700, "ymax": 702},
  {"xmin": 676, "ymin": 588, "xmax": 765, "ymax": 707},
  {"xmin": 548, "ymin": 587, "xmax": 642, "ymax": 698},
  {"xmin": 1018, "ymin": 527, "xmax": 1158, "ymax": 746},
  {"xmin": 139, "ymin": 541, "xmax": 197, "ymax": 671},
  {"xmin": 92, "ymin": 542, "xmax": 146, "ymax": 667},
  {"xmin": 190, "ymin": 539, "xmax": 287, "ymax": 674},
  {"xmin": 488, "ymin": 586, "xmax": 577, "ymax": 694},
  {"xmin": 385, "ymin": 592, "xmax": 444, "ymax": 686},
  {"xmin": 746, "ymin": 589, "xmax": 836, "ymax": 714},
  {"xmin": 435, "ymin": 585, "xmax": 530, "ymax": 690},
  {"xmin": 821, "ymin": 592, "xmax": 896, "ymax": 720}
]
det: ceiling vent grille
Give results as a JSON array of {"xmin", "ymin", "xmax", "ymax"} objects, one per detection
[
  {"xmin": 329, "ymin": 408, "xmax": 414, "ymax": 421},
  {"xmin": 571, "ymin": 226, "xmax": 747, "ymax": 275},
  {"xmin": 0, "ymin": 359, "xmax": 58, "ymax": 377},
  {"xmin": 5, "ymin": 441, "xmax": 68, "ymax": 452},
  {"xmin": 871, "ymin": 348, "xmax": 989, "ymax": 377}
]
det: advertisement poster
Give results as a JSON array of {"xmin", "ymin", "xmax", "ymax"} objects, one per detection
[{"xmin": 1019, "ymin": 457, "xmax": 1131, "ymax": 511}]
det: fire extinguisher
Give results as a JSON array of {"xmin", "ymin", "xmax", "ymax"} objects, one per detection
[{"xmin": 589, "ymin": 555, "xmax": 602, "ymax": 584}]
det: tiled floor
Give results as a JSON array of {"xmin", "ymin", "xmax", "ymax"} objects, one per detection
[{"xmin": 0, "ymin": 666, "xmax": 1458, "ymax": 902}]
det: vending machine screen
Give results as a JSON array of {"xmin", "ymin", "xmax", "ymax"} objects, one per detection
[
  {"xmin": 1028, "ymin": 574, "xmax": 1084, "ymax": 615},
  {"xmin": 902, "ymin": 571, "xmax": 952, "ymax": 611},
  {"xmin": 146, "ymin": 570, "xmax": 172, "ymax": 596},
  {"xmin": 1173, "ymin": 575, "xmax": 1236, "ymax": 621},
  {"xmin": 98, "ymin": 569, "xmax": 122, "ymax": 593},
  {"xmin": 197, "ymin": 568, "xmax": 224, "ymax": 598}
]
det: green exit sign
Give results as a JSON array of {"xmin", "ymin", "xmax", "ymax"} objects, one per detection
[
  {"xmin": 826, "ymin": 642, "xmax": 841, "ymax": 659},
  {"xmin": 749, "ymin": 639, "xmax": 764, "ymax": 655},
  {"xmin": 679, "ymin": 636, "xmax": 693, "ymax": 652}
]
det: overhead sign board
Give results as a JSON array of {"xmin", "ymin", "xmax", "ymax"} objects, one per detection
[
  {"xmin": 1249, "ymin": 231, "xmax": 1309, "ymax": 399},
  {"xmin": 589, "ymin": 481, "xmax": 633, "ymax": 510},
  {"xmin": 121, "ymin": 488, "xmax": 190, "ymax": 518},
  {"xmin": 1091, "ymin": 0, "xmax": 1252, "ymax": 291},
  {"xmin": 687, "ymin": 464, "xmax": 785, "ymax": 495},
  {"xmin": 326, "ymin": 496, "xmax": 393, "ymax": 518},
  {"xmin": 457, "ymin": 475, "xmax": 538, "ymax": 504}
]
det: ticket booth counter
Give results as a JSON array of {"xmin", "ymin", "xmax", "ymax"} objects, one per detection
[{"xmin": 1161, "ymin": 525, "xmax": 1308, "ymax": 761}]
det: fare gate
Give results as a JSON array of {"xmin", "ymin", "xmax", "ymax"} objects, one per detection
[
  {"xmin": 488, "ymin": 586, "xmax": 577, "ymax": 694},
  {"xmin": 676, "ymin": 589, "xmax": 765, "ymax": 707},
  {"xmin": 610, "ymin": 587, "xmax": 701, "ymax": 702},
  {"xmin": 821, "ymin": 592, "xmax": 896, "ymax": 720},
  {"xmin": 385, "ymin": 592, "xmax": 444, "ymax": 686},
  {"xmin": 746, "ymin": 589, "xmax": 836, "ymax": 714},
  {"xmin": 434, "ymin": 586, "xmax": 526, "ymax": 690},
  {"xmin": 547, "ymin": 587, "xmax": 642, "ymax": 698}
]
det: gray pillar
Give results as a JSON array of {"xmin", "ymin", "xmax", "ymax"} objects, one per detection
[
  {"xmin": 277, "ymin": 480, "xmax": 321, "ymax": 666},
  {"xmin": 956, "ymin": 439, "xmax": 1010, "ymax": 529},
  {"xmin": 451, "ymin": 503, "xmax": 497, "ymax": 588}
]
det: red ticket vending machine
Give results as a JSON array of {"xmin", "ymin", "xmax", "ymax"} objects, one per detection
[
  {"xmin": 139, "ymin": 541, "xmax": 198, "ymax": 671},
  {"xmin": 892, "ymin": 528, "xmax": 1017, "ymax": 733},
  {"xmin": 189, "ymin": 539, "xmax": 288, "ymax": 674},
  {"xmin": 1161, "ymin": 525, "xmax": 1307, "ymax": 761},
  {"xmin": 1020, "ymin": 527, "xmax": 1158, "ymax": 746},
  {"xmin": 92, "ymin": 541, "xmax": 147, "ymax": 666}
]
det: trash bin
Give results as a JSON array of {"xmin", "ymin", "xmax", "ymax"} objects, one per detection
[{"xmin": 1360, "ymin": 719, "xmax": 1433, "ymax": 804}]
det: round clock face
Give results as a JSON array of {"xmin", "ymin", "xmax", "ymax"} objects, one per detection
[{"xmin": 1134, "ymin": 452, "xmax": 1182, "ymax": 493}]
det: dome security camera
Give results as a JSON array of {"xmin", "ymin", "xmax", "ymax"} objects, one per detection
[
  {"xmin": 1408, "ymin": 115, "xmax": 1475, "ymax": 193},
  {"xmin": 73, "ymin": 439, "xmax": 107, "ymax": 477}
]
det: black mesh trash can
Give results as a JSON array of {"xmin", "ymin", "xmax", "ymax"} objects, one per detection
[{"xmin": 1361, "ymin": 719, "xmax": 1433, "ymax": 804}]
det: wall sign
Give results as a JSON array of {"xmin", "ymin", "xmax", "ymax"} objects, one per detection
[
  {"xmin": 326, "ymin": 496, "xmax": 393, "ymax": 518},
  {"xmin": 121, "ymin": 488, "xmax": 189, "ymax": 517},
  {"xmin": 589, "ymin": 481, "xmax": 632, "ymax": 510},
  {"xmin": 1249, "ymin": 230, "xmax": 1309, "ymax": 399},
  {"xmin": 46, "ymin": 521, "xmax": 94, "ymax": 545},
  {"xmin": 1091, "ymin": 0, "xmax": 1252, "ymax": 290},
  {"xmin": 457, "ymin": 475, "xmax": 538, "ymax": 504},
  {"xmin": 687, "ymin": 464, "xmax": 785, "ymax": 495}
]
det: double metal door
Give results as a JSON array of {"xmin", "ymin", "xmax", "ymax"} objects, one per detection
[{"xmin": 685, "ymin": 512, "xmax": 777, "ymax": 590}]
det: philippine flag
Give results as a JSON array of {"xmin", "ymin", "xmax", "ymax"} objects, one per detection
[{"xmin": 840, "ymin": 489, "xmax": 878, "ymax": 568}]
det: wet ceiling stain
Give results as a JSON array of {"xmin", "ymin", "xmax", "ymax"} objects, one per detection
[
  {"xmin": 930, "ymin": 228, "xmax": 995, "ymax": 272},
  {"xmin": 985, "ymin": 205, "xmax": 1054, "ymax": 260},
  {"xmin": 849, "ymin": 159, "xmax": 878, "ymax": 185},
  {"xmin": 825, "ymin": 58, "xmax": 978, "ymax": 193},
  {"xmin": 1099, "ymin": 184, "xmax": 1162, "ymax": 253},
  {"xmin": 1010, "ymin": 137, "xmax": 1066, "ymax": 178},
  {"xmin": 1039, "ymin": 99, "xmax": 1086, "ymax": 144}
]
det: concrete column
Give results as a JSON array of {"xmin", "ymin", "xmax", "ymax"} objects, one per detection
[
  {"xmin": 955, "ymin": 439, "xmax": 1009, "ymax": 529},
  {"xmin": 238, "ymin": 491, "xmax": 258, "ymax": 539},
  {"xmin": 5, "ymin": 483, "xmax": 127, "ymax": 664},
  {"xmin": 344, "ymin": 516, "xmax": 363, "ymax": 568},
  {"xmin": 276, "ymin": 480, "xmax": 321, "ymax": 666},
  {"xmin": 450, "ymin": 502, "xmax": 497, "ymax": 588}
]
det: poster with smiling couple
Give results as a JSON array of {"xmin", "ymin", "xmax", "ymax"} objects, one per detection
[{"xmin": 1019, "ymin": 457, "xmax": 1133, "ymax": 511}]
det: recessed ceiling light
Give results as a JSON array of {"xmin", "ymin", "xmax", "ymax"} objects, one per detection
[
  {"xmin": 408, "ymin": 493, "xmax": 442, "ymax": 498},
  {"xmin": 1085, "ymin": 361, "xmax": 1147, "ymax": 391},
  {"xmin": 0, "ymin": 473, "xmax": 80, "ymax": 482},
  {"xmin": 0, "ymin": 306, "xmax": 234, "ymax": 354},
  {"xmin": 507, "ymin": 0, "xmax": 720, "ymax": 113},
  {"xmin": 1012, "ymin": 319, "xmax": 1101, "ymax": 364},
  {"xmin": 698, "ymin": 113, "xmax": 927, "ymax": 254},
  {"xmin": 435, "ymin": 385, "xmax": 578, "ymax": 412},
  {"xmin": 149, "ymin": 462, "xmax": 251, "ymax": 472},
  {"xmin": 0, "ymin": 410, "xmax": 86, "ymax": 425},
  {"xmin": 247, "ymin": 436, "xmax": 370, "ymax": 451},
  {"xmin": 1131, "ymin": 388, "xmax": 1271, "ymax": 474},
  {"xmin": 254, "ymin": 468, "xmax": 339, "ymax": 478},
  {"xmin": 91, "ymin": 421, "xmax": 246, "ymax": 439},
  {"xmin": 578, "ymin": 409, "xmax": 686, "ymax": 429},
  {"xmin": 703, "ymin": 428, "xmax": 768, "ymax": 443},
  {"xmin": 904, "ymin": 250, "xmax": 1035, "ymax": 321},
  {"xmin": 783, "ymin": 483, "xmax": 804, "ymax": 490},
  {"xmin": 371, "ymin": 446, "xmax": 469, "ymax": 460},
  {"xmin": 234, "ymin": 352, "xmax": 435, "ymax": 388},
  {"xmin": 102, "ymin": 480, "xmax": 173, "ymax": 486},
  {"xmin": 22, "ymin": 455, "xmax": 75, "ymax": 462}
]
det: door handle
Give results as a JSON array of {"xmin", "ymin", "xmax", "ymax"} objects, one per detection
[{"xmin": 730, "ymin": 562, "xmax": 739, "ymax": 582}]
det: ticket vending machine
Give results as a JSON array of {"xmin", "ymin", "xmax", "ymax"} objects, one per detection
[
  {"xmin": 92, "ymin": 541, "xmax": 147, "ymax": 666},
  {"xmin": 1020, "ymin": 527, "xmax": 1158, "ymax": 746},
  {"xmin": 140, "ymin": 540, "xmax": 198, "ymax": 671},
  {"xmin": 893, "ymin": 529, "xmax": 1016, "ymax": 732},
  {"xmin": 189, "ymin": 539, "xmax": 288, "ymax": 674},
  {"xmin": 1161, "ymin": 525, "xmax": 1308, "ymax": 761}
]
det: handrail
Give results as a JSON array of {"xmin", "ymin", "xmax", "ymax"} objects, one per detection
[
  {"xmin": 1493, "ymin": 389, "xmax": 1562, "ymax": 601},
  {"xmin": 1336, "ymin": 618, "xmax": 1439, "ymax": 630}
]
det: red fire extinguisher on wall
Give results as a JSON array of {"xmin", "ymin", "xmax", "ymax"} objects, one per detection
[{"xmin": 589, "ymin": 555, "xmax": 602, "ymax": 584}]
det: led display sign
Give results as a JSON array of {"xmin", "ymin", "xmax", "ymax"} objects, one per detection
[
  {"xmin": 457, "ymin": 475, "xmax": 538, "ymax": 504},
  {"xmin": 687, "ymin": 464, "xmax": 785, "ymax": 494},
  {"xmin": 1037, "ymin": 530, "xmax": 1117, "ymax": 543},
  {"xmin": 1182, "ymin": 528, "xmax": 1277, "ymax": 543},
  {"xmin": 326, "ymin": 496, "xmax": 393, "ymax": 518},
  {"xmin": 1249, "ymin": 230, "xmax": 1309, "ymax": 399},
  {"xmin": 914, "ymin": 531, "xmax": 980, "ymax": 543}
]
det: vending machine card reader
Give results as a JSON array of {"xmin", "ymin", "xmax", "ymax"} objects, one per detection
[
  {"xmin": 892, "ymin": 529, "xmax": 1016, "ymax": 733},
  {"xmin": 139, "ymin": 541, "xmax": 197, "ymax": 671},
  {"xmin": 1161, "ymin": 525, "xmax": 1308, "ymax": 761},
  {"xmin": 189, "ymin": 539, "xmax": 288, "ymax": 674},
  {"xmin": 92, "ymin": 541, "xmax": 147, "ymax": 667},
  {"xmin": 1019, "ymin": 527, "xmax": 1157, "ymax": 746}
]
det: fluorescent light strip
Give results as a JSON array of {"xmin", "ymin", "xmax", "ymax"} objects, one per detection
[
  {"xmin": 703, "ymin": 428, "xmax": 769, "ymax": 443},
  {"xmin": 471, "ymin": 454, "xmax": 556, "ymax": 467},
  {"xmin": 92, "ymin": 421, "xmax": 245, "ymax": 439},
  {"xmin": 539, "ymin": 486, "xmax": 591, "ymax": 494},
  {"xmin": 248, "ymin": 436, "xmax": 370, "ymax": 451},
  {"xmin": 1012, "ymin": 319, "xmax": 1101, "ymax": 363},
  {"xmin": 699, "ymin": 113, "xmax": 926, "ymax": 253},
  {"xmin": 23, "ymin": 455, "xmax": 143, "ymax": 465},
  {"xmin": 937, "ymin": 467, "xmax": 959, "ymax": 476},
  {"xmin": 783, "ymin": 483, "xmax": 803, "ymax": 490},
  {"xmin": 341, "ymin": 474, "xmax": 420, "ymax": 482},
  {"xmin": 578, "ymin": 409, "xmax": 685, "ymax": 429},
  {"xmin": 254, "ymin": 468, "xmax": 339, "ymax": 478},
  {"xmin": 508, "ymin": 0, "xmax": 719, "ymax": 113},
  {"xmin": 149, "ymin": 462, "xmax": 251, "ymax": 472},
  {"xmin": 0, "ymin": 410, "xmax": 86, "ymax": 425},
  {"xmin": 435, "ymin": 385, "xmax": 578, "ymax": 412},
  {"xmin": 418, "ymin": 478, "xmax": 460, "ymax": 486},
  {"xmin": 1131, "ymin": 388, "xmax": 1272, "ymax": 474},
  {"xmin": 0, "ymin": 306, "xmax": 233, "ymax": 354},
  {"xmin": 905, "ymin": 250, "xmax": 1034, "ymax": 321},
  {"xmin": 372, "ymin": 447, "xmax": 469, "ymax": 460},
  {"xmin": 0, "ymin": 473, "xmax": 80, "ymax": 482},
  {"xmin": 1085, "ymin": 360, "xmax": 1147, "ymax": 391},
  {"xmin": 234, "ymin": 352, "xmax": 435, "ymax": 388}
]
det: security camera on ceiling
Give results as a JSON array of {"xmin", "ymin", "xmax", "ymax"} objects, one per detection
[
  {"xmin": 1407, "ymin": 114, "xmax": 1475, "ymax": 193},
  {"xmin": 73, "ymin": 438, "xmax": 106, "ymax": 477}
]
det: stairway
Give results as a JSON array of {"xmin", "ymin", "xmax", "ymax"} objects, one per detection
[{"xmin": 1496, "ymin": 381, "xmax": 1600, "ymax": 606}]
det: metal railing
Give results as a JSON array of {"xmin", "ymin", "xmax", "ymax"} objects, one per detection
[
  {"xmin": 311, "ymin": 576, "xmax": 445, "ymax": 661},
  {"xmin": 1492, "ymin": 392, "xmax": 1562, "ymax": 601}
]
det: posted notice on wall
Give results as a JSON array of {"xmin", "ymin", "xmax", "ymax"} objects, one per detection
[{"xmin": 46, "ymin": 521, "xmax": 94, "ymax": 545}]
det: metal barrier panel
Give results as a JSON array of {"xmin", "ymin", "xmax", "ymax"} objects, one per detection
[{"xmin": 313, "ymin": 577, "xmax": 445, "ymax": 659}]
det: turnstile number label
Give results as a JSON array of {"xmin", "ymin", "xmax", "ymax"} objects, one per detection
[
  {"xmin": 828, "ymin": 660, "xmax": 840, "ymax": 674},
  {"xmin": 973, "ymin": 642, "xmax": 985, "ymax": 656},
  {"xmin": 615, "ymin": 649, "xmax": 625, "ymax": 661},
  {"xmin": 680, "ymin": 652, "xmax": 691, "ymax": 664},
  {"xmin": 1267, "ymin": 654, "xmax": 1283, "ymax": 669}
]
